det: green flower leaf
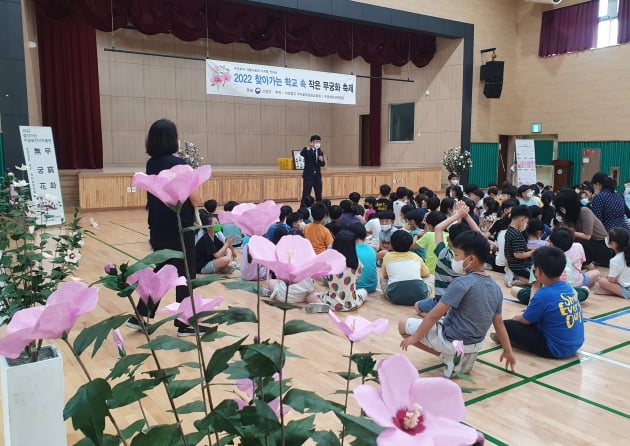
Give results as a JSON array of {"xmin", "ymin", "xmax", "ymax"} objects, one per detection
[
  {"xmin": 190, "ymin": 274, "xmax": 224, "ymax": 289},
  {"xmin": 107, "ymin": 353, "xmax": 151, "ymax": 380},
  {"xmin": 351, "ymin": 353, "xmax": 377, "ymax": 379},
  {"xmin": 335, "ymin": 412, "xmax": 385, "ymax": 446},
  {"xmin": 205, "ymin": 336, "xmax": 248, "ymax": 382},
  {"xmin": 273, "ymin": 415, "xmax": 315, "ymax": 446},
  {"xmin": 129, "ymin": 424, "xmax": 181, "ymax": 446},
  {"xmin": 172, "ymin": 401, "xmax": 206, "ymax": 414},
  {"xmin": 109, "ymin": 379, "xmax": 159, "ymax": 408},
  {"xmin": 204, "ymin": 307, "xmax": 257, "ymax": 325},
  {"xmin": 312, "ymin": 430, "xmax": 342, "ymax": 446},
  {"xmin": 167, "ymin": 378, "xmax": 203, "ymax": 399},
  {"xmin": 146, "ymin": 314, "xmax": 181, "ymax": 335},
  {"xmin": 222, "ymin": 280, "xmax": 258, "ymax": 294},
  {"xmin": 262, "ymin": 299, "xmax": 301, "ymax": 311},
  {"xmin": 283, "ymin": 319, "xmax": 328, "ymax": 336},
  {"xmin": 193, "ymin": 399, "xmax": 243, "ymax": 435},
  {"xmin": 283, "ymin": 389, "xmax": 343, "ymax": 414},
  {"xmin": 63, "ymin": 378, "xmax": 112, "ymax": 446},
  {"xmin": 241, "ymin": 342, "xmax": 284, "ymax": 377},
  {"xmin": 121, "ymin": 419, "xmax": 146, "ymax": 440},
  {"xmin": 138, "ymin": 335, "xmax": 197, "ymax": 352},
  {"xmin": 73, "ymin": 314, "xmax": 130, "ymax": 357}
]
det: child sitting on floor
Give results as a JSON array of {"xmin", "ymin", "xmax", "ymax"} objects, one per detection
[
  {"xmin": 377, "ymin": 211, "xmax": 397, "ymax": 262},
  {"xmin": 595, "ymin": 228, "xmax": 630, "ymax": 298},
  {"xmin": 504, "ymin": 205, "xmax": 534, "ymax": 287},
  {"xmin": 416, "ymin": 211, "xmax": 447, "ymax": 273},
  {"xmin": 526, "ymin": 219, "xmax": 548, "ymax": 250},
  {"xmin": 382, "ymin": 230, "xmax": 430, "ymax": 305},
  {"xmin": 317, "ymin": 229, "xmax": 367, "ymax": 312},
  {"xmin": 195, "ymin": 214, "xmax": 236, "ymax": 275},
  {"xmin": 400, "ymin": 231, "xmax": 516, "ymax": 378},
  {"xmin": 498, "ymin": 246, "xmax": 584, "ymax": 359}
]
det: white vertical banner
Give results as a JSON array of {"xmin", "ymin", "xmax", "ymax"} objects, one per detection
[
  {"xmin": 515, "ymin": 139, "xmax": 537, "ymax": 186},
  {"xmin": 19, "ymin": 126, "xmax": 65, "ymax": 226},
  {"xmin": 206, "ymin": 59, "xmax": 356, "ymax": 105}
]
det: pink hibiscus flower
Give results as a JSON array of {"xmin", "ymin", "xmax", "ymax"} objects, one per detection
[
  {"xmin": 328, "ymin": 311, "xmax": 389, "ymax": 343},
  {"xmin": 247, "ymin": 235, "xmax": 346, "ymax": 283},
  {"xmin": 218, "ymin": 200, "xmax": 282, "ymax": 236},
  {"xmin": 126, "ymin": 265, "xmax": 187, "ymax": 307},
  {"xmin": 354, "ymin": 354, "xmax": 478, "ymax": 446},
  {"xmin": 132, "ymin": 164, "xmax": 212, "ymax": 209},
  {"xmin": 158, "ymin": 295, "xmax": 223, "ymax": 325}
]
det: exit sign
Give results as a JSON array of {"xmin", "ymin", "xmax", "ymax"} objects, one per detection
[{"xmin": 531, "ymin": 123, "xmax": 542, "ymax": 133}]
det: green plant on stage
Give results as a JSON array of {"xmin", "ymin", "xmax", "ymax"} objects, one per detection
[{"xmin": 442, "ymin": 146, "xmax": 473, "ymax": 176}]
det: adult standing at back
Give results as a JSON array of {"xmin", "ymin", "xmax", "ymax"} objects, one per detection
[
  {"xmin": 590, "ymin": 172, "xmax": 628, "ymax": 231},
  {"xmin": 128, "ymin": 119, "xmax": 205, "ymax": 337},
  {"xmin": 300, "ymin": 134, "xmax": 326, "ymax": 201}
]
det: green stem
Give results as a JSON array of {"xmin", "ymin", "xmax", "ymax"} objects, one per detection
[
  {"xmin": 176, "ymin": 212, "xmax": 218, "ymax": 446},
  {"xmin": 63, "ymin": 338, "xmax": 130, "ymax": 446},
  {"xmin": 340, "ymin": 341, "xmax": 354, "ymax": 446},
  {"xmin": 278, "ymin": 283, "xmax": 290, "ymax": 446},
  {"xmin": 126, "ymin": 296, "xmax": 188, "ymax": 446},
  {"xmin": 256, "ymin": 263, "xmax": 261, "ymax": 342}
]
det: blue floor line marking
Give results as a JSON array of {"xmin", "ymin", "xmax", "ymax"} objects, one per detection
[
  {"xmin": 585, "ymin": 317, "xmax": 630, "ymax": 333},
  {"xmin": 503, "ymin": 297, "xmax": 522, "ymax": 304},
  {"xmin": 593, "ymin": 308, "xmax": 630, "ymax": 322}
]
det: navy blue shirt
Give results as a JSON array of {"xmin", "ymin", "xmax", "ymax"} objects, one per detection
[{"xmin": 146, "ymin": 155, "xmax": 195, "ymax": 241}]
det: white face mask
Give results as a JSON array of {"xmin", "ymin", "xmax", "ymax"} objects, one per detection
[
  {"xmin": 451, "ymin": 259, "xmax": 466, "ymax": 275},
  {"xmin": 526, "ymin": 191, "xmax": 534, "ymax": 198},
  {"xmin": 556, "ymin": 215, "xmax": 563, "ymax": 223},
  {"xmin": 314, "ymin": 143, "xmax": 321, "ymax": 149},
  {"xmin": 381, "ymin": 224, "xmax": 392, "ymax": 232},
  {"xmin": 625, "ymin": 187, "xmax": 630, "ymax": 194},
  {"xmin": 605, "ymin": 236, "xmax": 610, "ymax": 248},
  {"xmin": 298, "ymin": 221, "xmax": 306, "ymax": 230},
  {"xmin": 450, "ymin": 179, "xmax": 459, "ymax": 186}
]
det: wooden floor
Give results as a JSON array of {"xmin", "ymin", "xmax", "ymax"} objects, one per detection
[{"xmin": 3, "ymin": 208, "xmax": 630, "ymax": 445}]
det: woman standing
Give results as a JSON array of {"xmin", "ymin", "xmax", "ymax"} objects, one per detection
[
  {"xmin": 127, "ymin": 119, "xmax": 204, "ymax": 336},
  {"xmin": 554, "ymin": 189, "xmax": 611, "ymax": 267},
  {"xmin": 590, "ymin": 172, "xmax": 628, "ymax": 231}
]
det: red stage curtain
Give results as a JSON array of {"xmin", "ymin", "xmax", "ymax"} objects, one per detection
[
  {"xmin": 618, "ymin": 0, "xmax": 630, "ymax": 44},
  {"xmin": 539, "ymin": 0, "xmax": 599, "ymax": 57},
  {"xmin": 35, "ymin": 0, "xmax": 436, "ymax": 68},
  {"xmin": 369, "ymin": 64, "xmax": 382, "ymax": 167},
  {"xmin": 36, "ymin": 3, "xmax": 103, "ymax": 169}
]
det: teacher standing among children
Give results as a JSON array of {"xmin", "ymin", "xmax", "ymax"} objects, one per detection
[{"xmin": 301, "ymin": 134, "xmax": 326, "ymax": 202}]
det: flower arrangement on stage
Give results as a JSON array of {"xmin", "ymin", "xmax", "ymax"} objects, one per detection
[
  {"xmin": 0, "ymin": 163, "xmax": 484, "ymax": 446},
  {"xmin": 442, "ymin": 146, "xmax": 473, "ymax": 175},
  {"xmin": 177, "ymin": 140, "xmax": 205, "ymax": 169},
  {"xmin": 0, "ymin": 167, "xmax": 86, "ymax": 362}
]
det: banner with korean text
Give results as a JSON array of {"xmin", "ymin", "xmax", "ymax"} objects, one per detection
[
  {"xmin": 515, "ymin": 139, "xmax": 537, "ymax": 186},
  {"xmin": 19, "ymin": 126, "xmax": 65, "ymax": 225},
  {"xmin": 206, "ymin": 59, "xmax": 356, "ymax": 105}
]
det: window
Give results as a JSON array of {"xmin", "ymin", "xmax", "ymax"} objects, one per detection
[
  {"xmin": 389, "ymin": 103, "xmax": 415, "ymax": 142},
  {"xmin": 597, "ymin": 0, "xmax": 619, "ymax": 48}
]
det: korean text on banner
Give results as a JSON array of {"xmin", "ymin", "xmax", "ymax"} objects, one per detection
[
  {"xmin": 206, "ymin": 59, "xmax": 356, "ymax": 105},
  {"xmin": 515, "ymin": 139, "xmax": 537, "ymax": 187},
  {"xmin": 19, "ymin": 126, "xmax": 65, "ymax": 226}
]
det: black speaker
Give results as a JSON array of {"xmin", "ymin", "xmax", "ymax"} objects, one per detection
[
  {"xmin": 481, "ymin": 61, "xmax": 504, "ymax": 98},
  {"xmin": 483, "ymin": 82, "xmax": 503, "ymax": 98}
]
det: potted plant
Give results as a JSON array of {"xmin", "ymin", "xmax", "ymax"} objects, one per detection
[
  {"xmin": 0, "ymin": 167, "xmax": 86, "ymax": 446},
  {"xmin": 442, "ymin": 146, "xmax": 473, "ymax": 176}
]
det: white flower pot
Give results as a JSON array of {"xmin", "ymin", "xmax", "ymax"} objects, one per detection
[{"xmin": 1, "ymin": 345, "xmax": 67, "ymax": 446}]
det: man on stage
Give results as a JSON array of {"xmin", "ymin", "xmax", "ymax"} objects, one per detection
[{"xmin": 300, "ymin": 134, "xmax": 326, "ymax": 201}]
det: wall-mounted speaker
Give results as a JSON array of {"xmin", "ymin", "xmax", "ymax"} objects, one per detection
[{"xmin": 480, "ymin": 61, "xmax": 504, "ymax": 98}]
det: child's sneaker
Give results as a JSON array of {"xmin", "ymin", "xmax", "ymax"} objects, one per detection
[
  {"xmin": 260, "ymin": 287, "xmax": 273, "ymax": 297},
  {"xmin": 177, "ymin": 324, "xmax": 210, "ymax": 337},
  {"xmin": 305, "ymin": 302, "xmax": 330, "ymax": 313},
  {"xmin": 126, "ymin": 316, "xmax": 149, "ymax": 330}
]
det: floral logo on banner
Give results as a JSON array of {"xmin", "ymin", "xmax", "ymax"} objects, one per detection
[{"xmin": 209, "ymin": 64, "xmax": 232, "ymax": 88}]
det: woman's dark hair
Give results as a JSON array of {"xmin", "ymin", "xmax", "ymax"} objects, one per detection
[
  {"xmin": 439, "ymin": 197, "xmax": 455, "ymax": 215},
  {"xmin": 608, "ymin": 228, "xmax": 630, "ymax": 266},
  {"xmin": 601, "ymin": 176, "xmax": 617, "ymax": 192},
  {"xmin": 482, "ymin": 196, "xmax": 499, "ymax": 216},
  {"xmin": 450, "ymin": 186, "xmax": 464, "ymax": 200},
  {"xmin": 553, "ymin": 190, "xmax": 581, "ymax": 225},
  {"xmin": 541, "ymin": 191, "xmax": 554, "ymax": 207},
  {"xmin": 146, "ymin": 119, "xmax": 179, "ymax": 157},
  {"xmin": 279, "ymin": 205, "xmax": 293, "ymax": 220},
  {"xmin": 591, "ymin": 172, "xmax": 608, "ymax": 187},
  {"xmin": 332, "ymin": 229, "xmax": 359, "ymax": 270}
]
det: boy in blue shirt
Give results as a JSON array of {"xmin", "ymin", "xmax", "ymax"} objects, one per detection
[
  {"xmin": 349, "ymin": 223, "xmax": 378, "ymax": 293},
  {"xmin": 498, "ymin": 246, "xmax": 584, "ymax": 358}
]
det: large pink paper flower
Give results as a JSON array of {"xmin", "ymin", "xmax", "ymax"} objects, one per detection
[
  {"xmin": 328, "ymin": 311, "xmax": 389, "ymax": 343},
  {"xmin": 218, "ymin": 200, "xmax": 282, "ymax": 236},
  {"xmin": 233, "ymin": 374, "xmax": 290, "ymax": 418},
  {"xmin": 126, "ymin": 265, "xmax": 187, "ymax": 306},
  {"xmin": 247, "ymin": 235, "xmax": 346, "ymax": 283},
  {"xmin": 354, "ymin": 354, "xmax": 478, "ymax": 446},
  {"xmin": 0, "ymin": 281, "xmax": 99, "ymax": 359},
  {"xmin": 132, "ymin": 164, "xmax": 212, "ymax": 209},
  {"xmin": 158, "ymin": 295, "xmax": 223, "ymax": 324}
]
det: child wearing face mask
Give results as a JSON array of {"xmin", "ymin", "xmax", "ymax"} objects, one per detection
[
  {"xmin": 286, "ymin": 212, "xmax": 306, "ymax": 234},
  {"xmin": 444, "ymin": 173, "xmax": 460, "ymax": 198},
  {"xmin": 400, "ymin": 231, "xmax": 516, "ymax": 378},
  {"xmin": 377, "ymin": 211, "xmax": 398, "ymax": 262},
  {"xmin": 594, "ymin": 228, "xmax": 630, "ymax": 298},
  {"xmin": 624, "ymin": 180, "xmax": 630, "ymax": 209},
  {"xmin": 504, "ymin": 205, "xmax": 534, "ymax": 287},
  {"xmin": 517, "ymin": 185, "xmax": 538, "ymax": 207}
]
